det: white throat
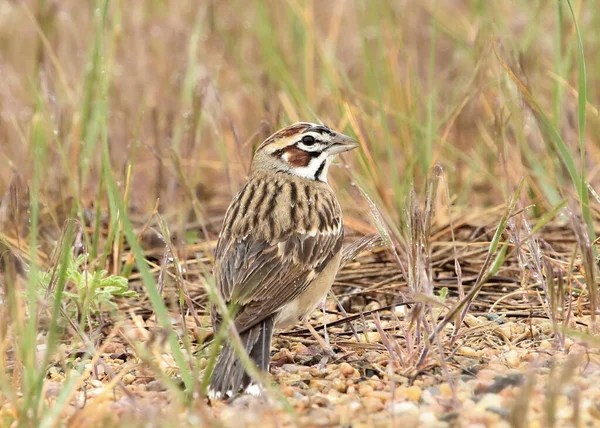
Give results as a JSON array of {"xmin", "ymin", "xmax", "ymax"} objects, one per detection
[{"xmin": 289, "ymin": 152, "xmax": 332, "ymax": 183}]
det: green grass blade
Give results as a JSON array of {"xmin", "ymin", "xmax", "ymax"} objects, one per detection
[
  {"xmin": 101, "ymin": 134, "xmax": 194, "ymax": 394},
  {"xmin": 565, "ymin": 0, "xmax": 594, "ymax": 243}
]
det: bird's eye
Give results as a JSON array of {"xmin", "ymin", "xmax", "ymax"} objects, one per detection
[{"xmin": 302, "ymin": 135, "xmax": 315, "ymax": 146}]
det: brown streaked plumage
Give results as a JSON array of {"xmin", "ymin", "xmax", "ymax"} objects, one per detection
[{"xmin": 209, "ymin": 122, "xmax": 358, "ymax": 398}]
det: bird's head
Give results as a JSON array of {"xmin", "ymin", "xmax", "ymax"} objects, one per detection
[{"xmin": 251, "ymin": 122, "xmax": 358, "ymax": 183}]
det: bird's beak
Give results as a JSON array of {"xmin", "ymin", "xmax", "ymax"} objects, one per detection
[{"xmin": 327, "ymin": 132, "xmax": 359, "ymax": 155}]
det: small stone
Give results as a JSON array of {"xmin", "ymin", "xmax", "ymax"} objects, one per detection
[
  {"xmin": 87, "ymin": 387, "xmax": 104, "ymax": 398},
  {"xmin": 146, "ymin": 380, "xmax": 166, "ymax": 392},
  {"xmin": 365, "ymin": 332, "xmax": 381, "ymax": 342},
  {"xmin": 568, "ymin": 343, "xmax": 587, "ymax": 357},
  {"xmin": 363, "ymin": 397, "xmax": 384, "ymax": 412},
  {"xmin": 394, "ymin": 305, "xmax": 406, "ymax": 316},
  {"xmin": 364, "ymin": 301, "xmax": 381, "ymax": 311},
  {"xmin": 44, "ymin": 381, "xmax": 62, "ymax": 399},
  {"xmin": 48, "ymin": 367, "xmax": 65, "ymax": 382},
  {"xmin": 439, "ymin": 382, "xmax": 453, "ymax": 399},
  {"xmin": 419, "ymin": 412, "xmax": 439, "ymax": 426},
  {"xmin": 309, "ymin": 379, "xmax": 328, "ymax": 393},
  {"xmin": 310, "ymin": 395, "xmax": 330, "ymax": 407},
  {"xmin": 328, "ymin": 388, "xmax": 341, "ymax": 400},
  {"xmin": 198, "ymin": 358, "xmax": 207, "ymax": 370},
  {"xmin": 421, "ymin": 389, "xmax": 436, "ymax": 405},
  {"xmin": 126, "ymin": 326, "xmax": 150, "ymax": 341},
  {"xmin": 309, "ymin": 368, "xmax": 323, "ymax": 378},
  {"xmin": 349, "ymin": 400, "xmax": 361, "ymax": 412},
  {"xmin": 475, "ymin": 373, "xmax": 523, "ymax": 395},
  {"xmin": 89, "ymin": 379, "xmax": 103, "ymax": 388},
  {"xmin": 104, "ymin": 342, "xmax": 126, "ymax": 354},
  {"xmin": 332, "ymin": 378, "xmax": 347, "ymax": 393},
  {"xmin": 301, "ymin": 408, "xmax": 331, "ymax": 426},
  {"xmin": 371, "ymin": 390, "xmax": 391, "ymax": 401},
  {"xmin": 463, "ymin": 314, "xmax": 481, "ymax": 327},
  {"xmin": 324, "ymin": 314, "xmax": 339, "ymax": 324},
  {"xmin": 279, "ymin": 385, "xmax": 294, "ymax": 397},
  {"xmin": 474, "ymin": 393, "xmax": 503, "ymax": 412},
  {"xmin": 536, "ymin": 321, "xmax": 553, "ymax": 335},
  {"xmin": 406, "ymin": 386, "xmax": 422, "ymax": 401},
  {"xmin": 391, "ymin": 401, "xmax": 418, "ymax": 416},
  {"xmin": 122, "ymin": 374, "xmax": 135, "ymax": 385},
  {"xmin": 505, "ymin": 350, "xmax": 520, "ymax": 368},
  {"xmin": 281, "ymin": 364, "xmax": 300, "ymax": 374},
  {"xmin": 494, "ymin": 324, "xmax": 512, "ymax": 339},
  {"xmin": 340, "ymin": 362, "xmax": 356, "ymax": 378},
  {"xmin": 589, "ymin": 402, "xmax": 600, "ymax": 420},
  {"xmin": 459, "ymin": 346, "xmax": 478, "ymax": 356},
  {"xmin": 358, "ymin": 384, "xmax": 374, "ymax": 396}
]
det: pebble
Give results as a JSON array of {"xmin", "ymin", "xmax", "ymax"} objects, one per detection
[
  {"xmin": 89, "ymin": 379, "xmax": 103, "ymax": 388},
  {"xmin": 23, "ymin": 295, "xmax": 600, "ymax": 428},
  {"xmin": 104, "ymin": 342, "xmax": 126, "ymax": 354},
  {"xmin": 505, "ymin": 350, "xmax": 520, "ymax": 368},
  {"xmin": 419, "ymin": 411, "xmax": 442, "ymax": 426},
  {"xmin": 391, "ymin": 401, "xmax": 419, "ymax": 416},
  {"xmin": 340, "ymin": 362, "xmax": 356, "ymax": 377},
  {"xmin": 439, "ymin": 382, "xmax": 453, "ymax": 399},
  {"xmin": 364, "ymin": 332, "xmax": 381, "ymax": 342},
  {"xmin": 363, "ymin": 397, "xmax": 384, "ymax": 412},
  {"xmin": 146, "ymin": 380, "xmax": 166, "ymax": 392},
  {"xmin": 474, "ymin": 393, "xmax": 503, "ymax": 412},
  {"xmin": 358, "ymin": 384, "xmax": 374, "ymax": 396},
  {"xmin": 44, "ymin": 381, "xmax": 62, "ymax": 399},
  {"xmin": 86, "ymin": 387, "xmax": 105, "ymax": 398},
  {"xmin": 281, "ymin": 363, "xmax": 300, "ymax": 374},
  {"xmin": 280, "ymin": 385, "xmax": 294, "ymax": 397},
  {"xmin": 421, "ymin": 388, "xmax": 436, "ymax": 405},
  {"xmin": 332, "ymin": 378, "xmax": 347, "ymax": 393},
  {"xmin": 406, "ymin": 385, "xmax": 422, "ymax": 401}
]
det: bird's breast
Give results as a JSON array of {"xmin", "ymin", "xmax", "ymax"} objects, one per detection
[{"xmin": 275, "ymin": 249, "xmax": 342, "ymax": 328}]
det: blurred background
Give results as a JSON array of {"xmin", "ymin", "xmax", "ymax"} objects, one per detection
[{"xmin": 1, "ymin": 0, "xmax": 598, "ymax": 234}]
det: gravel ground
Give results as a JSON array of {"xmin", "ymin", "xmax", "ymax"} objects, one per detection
[{"xmin": 10, "ymin": 309, "xmax": 597, "ymax": 428}]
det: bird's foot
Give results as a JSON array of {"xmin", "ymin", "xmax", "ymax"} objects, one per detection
[{"xmin": 303, "ymin": 320, "xmax": 335, "ymax": 369}]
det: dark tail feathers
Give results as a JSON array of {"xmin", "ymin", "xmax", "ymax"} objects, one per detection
[{"xmin": 208, "ymin": 315, "xmax": 275, "ymax": 398}]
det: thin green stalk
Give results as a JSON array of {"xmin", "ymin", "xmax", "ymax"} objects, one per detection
[
  {"xmin": 101, "ymin": 136, "xmax": 194, "ymax": 394},
  {"xmin": 32, "ymin": 221, "xmax": 76, "ymax": 420},
  {"xmin": 423, "ymin": 0, "xmax": 439, "ymax": 174},
  {"xmin": 21, "ymin": 110, "xmax": 46, "ymax": 425},
  {"xmin": 565, "ymin": 0, "xmax": 593, "ymax": 243},
  {"xmin": 553, "ymin": 0, "xmax": 564, "ymax": 128}
]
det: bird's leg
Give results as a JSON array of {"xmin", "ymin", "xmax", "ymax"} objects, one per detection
[
  {"xmin": 303, "ymin": 301, "xmax": 334, "ymax": 369},
  {"xmin": 321, "ymin": 301, "xmax": 331, "ymax": 347}
]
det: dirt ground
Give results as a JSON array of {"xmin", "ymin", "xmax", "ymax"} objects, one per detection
[{"xmin": 17, "ymin": 214, "xmax": 596, "ymax": 428}]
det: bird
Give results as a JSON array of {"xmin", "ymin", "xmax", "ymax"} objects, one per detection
[{"xmin": 208, "ymin": 122, "xmax": 358, "ymax": 398}]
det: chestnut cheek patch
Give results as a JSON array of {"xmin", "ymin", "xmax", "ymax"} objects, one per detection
[{"xmin": 282, "ymin": 146, "xmax": 313, "ymax": 168}]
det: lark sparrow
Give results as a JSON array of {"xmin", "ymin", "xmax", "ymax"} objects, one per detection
[{"xmin": 208, "ymin": 122, "xmax": 358, "ymax": 398}]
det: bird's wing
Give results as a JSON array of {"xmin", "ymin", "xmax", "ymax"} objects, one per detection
[{"xmin": 213, "ymin": 177, "xmax": 343, "ymax": 333}]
